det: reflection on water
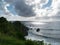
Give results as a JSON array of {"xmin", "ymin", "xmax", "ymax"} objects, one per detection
[
  {"xmin": 24, "ymin": 21, "xmax": 60, "ymax": 45},
  {"xmin": 24, "ymin": 21, "xmax": 60, "ymax": 38},
  {"xmin": 25, "ymin": 29, "xmax": 60, "ymax": 45}
]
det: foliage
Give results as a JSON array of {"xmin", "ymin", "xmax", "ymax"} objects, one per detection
[
  {"xmin": 0, "ymin": 17, "xmax": 29, "ymax": 40},
  {"xmin": 0, "ymin": 17, "xmax": 51, "ymax": 45}
]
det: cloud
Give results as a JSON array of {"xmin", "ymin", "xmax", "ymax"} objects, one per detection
[
  {"xmin": 4, "ymin": 0, "xmax": 15, "ymax": 3},
  {"xmin": 14, "ymin": 0, "xmax": 35, "ymax": 17},
  {"xmin": 4, "ymin": 0, "xmax": 36, "ymax": 17},
  {"xmin": 1, "ymin": 0, "xmax": 60, "ymax": 21}
]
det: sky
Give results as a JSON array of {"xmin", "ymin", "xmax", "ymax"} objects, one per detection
[
  {"xmin": 0, "ymin": 0, "xmax": 60, "ymax": 21},
  {"xmin": 42, "ymin": 0, "xmax": 52, "ymax": 8}
]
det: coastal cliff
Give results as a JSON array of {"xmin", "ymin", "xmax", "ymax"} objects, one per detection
[{"xmin": 0, "ymin": 17, "xmax": 51, "ymax": 45}]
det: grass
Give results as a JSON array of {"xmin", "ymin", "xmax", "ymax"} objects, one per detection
[{"xmin": 0, "ymin": 32, "xmax": 25, "ymax": 45}]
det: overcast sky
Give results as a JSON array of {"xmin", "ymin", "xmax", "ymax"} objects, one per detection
[{"xmin": 0, "ymin": 0, "xmax": 60, "ymax": 21}]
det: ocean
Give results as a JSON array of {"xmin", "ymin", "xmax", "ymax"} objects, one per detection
[
  {"xmin": 25, "ymin": 29, "xmax": 60, "ymax": 45},
  {"xmin": 24, "ymin": 21, "xmax": 60, "ymax": 45}
]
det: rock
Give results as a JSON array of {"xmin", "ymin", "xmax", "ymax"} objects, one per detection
[{"xmin": 36, "ymin": 28, "xmax": 40, "ymax": 32}]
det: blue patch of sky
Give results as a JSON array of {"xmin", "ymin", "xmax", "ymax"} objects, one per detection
[
  {"xmin": 0, "ymin": 0, "xmax": 17, "ymax": 15},
  {"xmin": 42, "ymin": 0, "xmax": 52, "ymax": 9},
  {"xmin": 7, "ymin": 4, "xmax": 17, "ymax": 15}
]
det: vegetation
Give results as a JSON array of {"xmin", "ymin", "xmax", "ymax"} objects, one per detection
[{"xmin": 0, "ymin": 17, "xmax": 51, "ymax": 45}]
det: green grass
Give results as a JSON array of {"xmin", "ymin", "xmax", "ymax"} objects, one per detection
[
  {"xmin": 0, "ymin": 33, "xmax": 51, "ymax": 45},
  {"xmin": 0, "ymin": 32, "xmax": 25, "ymax": 45}
]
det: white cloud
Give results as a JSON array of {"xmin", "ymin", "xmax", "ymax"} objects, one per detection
[{"xmin": 0, "ymin": 0, "xmax": 60, "ymax": 22}]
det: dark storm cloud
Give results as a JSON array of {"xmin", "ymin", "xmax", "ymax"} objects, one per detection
[
  {"xmin": 14, "ymin": 0, "xmax": 35, "ymax": 17},
  {"xmin": 4, "ymin": 0, "xmax": 35, "ymax": 17},
  {"xmin": 4, "ymin": 0, "xmax": 15, "ymax": 3}
]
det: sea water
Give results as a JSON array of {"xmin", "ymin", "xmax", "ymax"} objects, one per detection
[
  {"xmin": 25, "ymin": 29, "xmax": 60, "ymax": 45},
  {"xmin": 24, "ymin": 21, "xmax": 60, "ymax": 45}
]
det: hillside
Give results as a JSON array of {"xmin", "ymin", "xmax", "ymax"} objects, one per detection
[{"xmin": 0, "ymin": 17, "xmax": 51, "ymax": 45}]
